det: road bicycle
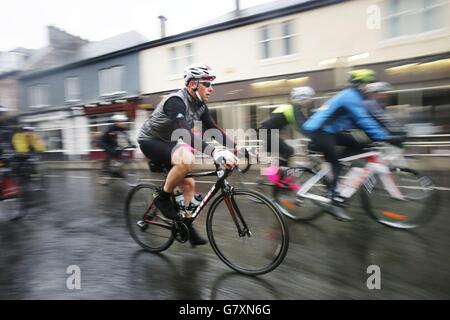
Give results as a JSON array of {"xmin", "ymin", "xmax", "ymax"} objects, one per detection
[
  {"xmin": 97, "ymin": 146, "xmax": 140, "ymax": 187},
  {"xmin": 13, "ymin": 153, "xmax": 49, "ymax": 192},
  {"xmin": 124, "ymin": 152, "xmax": 289, "ymax": 275},
  {"xmin": 0, "ymin": 155, "xmax": 27, "ymax": 221},
  {"xmin": 255, "ymin": 142, "xmax": 438, "ymax": 229}
]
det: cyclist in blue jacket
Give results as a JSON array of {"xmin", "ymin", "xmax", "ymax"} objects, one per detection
[{"xmin": 303, "ymin": 69, "xmax": 403, "ymax": 221}]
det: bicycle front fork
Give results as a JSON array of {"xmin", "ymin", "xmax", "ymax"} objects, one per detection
[{"xmin": 223, "ymin": 194, "xmax": 251, "ymax": 237}]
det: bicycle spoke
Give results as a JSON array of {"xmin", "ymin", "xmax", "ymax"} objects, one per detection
[
  {"xmin": 362, "ymin": 168, "xmax": 439, "ymax": 229},
  {"xmin": 125, "ymin": 184, "xmax": 174, "ymax": 252},
  {"xmin": 207, "ymin": 189, "xmax": 288, "ymax": 275}
]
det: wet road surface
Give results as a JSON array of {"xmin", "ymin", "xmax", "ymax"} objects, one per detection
[{"xmin": 0, "ymin": 170, "xmax": 449, "ymax": 299}]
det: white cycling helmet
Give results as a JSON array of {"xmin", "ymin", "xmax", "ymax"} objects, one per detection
[
  {"xmin": 365, "ymin": 82, "xmax": 393, "ymax": 93},
  {"xmin": 22, "ymin": 125, "xmax": 36, "ymax": 132},
  {"xmin": 111, "ymin": 114, "xmax": 128, "ymax": 122},
  {"xmin": 290, "ymin": 86, "xmax": 315, "ymax": 102},
  {"xmin": 183, "ymin": 63, "xmax": 216, "ymax": 85}
]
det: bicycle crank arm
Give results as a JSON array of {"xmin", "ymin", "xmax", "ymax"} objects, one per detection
[{"xmin": 239, "ymin": 228, "xmax": 251, "ymax": 237}]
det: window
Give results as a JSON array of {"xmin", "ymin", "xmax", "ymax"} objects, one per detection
[
  {"xmin": 259, "ymin": 20, "xmax": 295, "ymax": 59},
  {"xmin": 28, "ymin": 84, "xmax": 49, "ymax": 107},
  {"xmin": 88, "ymin": 114, "xmax": 129, "ymax": 149},
  {"xmin": 385, "ymin": 0, "xmax": 449, "ymax": 38},
  {"xmin": 98, "ymin": 66, "xmax": 125, "ymax": 96},
  {"xmin": 168, "ymin": 43, "xmax": 194, "ymax": 75},
  {"xmin": 423, "ymin": 0, "xmax": 447, "ymax": 31},
  {"xmin": 39, "ymin": 129, "xmax": 63, "ymax": 151},
  {"xmin": 64, "ymin": 77, "xmax": 80, "ymax": 102}
]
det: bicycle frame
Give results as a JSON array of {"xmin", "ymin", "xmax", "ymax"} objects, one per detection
[
  {"xmin": 142, "ymin": 166, "xmax": 244, "ymax": 232},
  {"xmin": 296, "ymin": 150, "xmax": 405, "ymax": 203}
]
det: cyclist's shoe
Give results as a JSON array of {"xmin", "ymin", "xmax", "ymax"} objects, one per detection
[
  {"xmin": 153, "ymin": 188, "xmax": 183, "ymax": 221},
  {"xmin": 324, "ymin": 202, "xmax": 353, "ymax": 222},
  {"xmin": 332, "ymin": 195, "xmax": 346, "ymax": 206},
  {"xmin": 188, "ymin": 225, "xmax": 208, "ymax": 248}
]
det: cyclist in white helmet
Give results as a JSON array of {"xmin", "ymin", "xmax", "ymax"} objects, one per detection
[
  {"xmin": 138, "ymin": 63, "xmax": 239, "ymax": 247},
  {"xmin": 364, "ymin": 82, "xmax": 405, "ymax": 136},
  {"xmin": 347, "ymin": 82, "xmax": 405, "ymax": 142},
  {"xmin": 101, "ymin": 114, "xmax": 134, "ymax": 175},
  {"xmin": 259, "ymin": 86, "xmax": 316, "ymax": 166}
]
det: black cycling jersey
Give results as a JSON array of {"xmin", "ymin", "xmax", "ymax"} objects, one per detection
[
  {"xmin": 102, "ymin": 124, "xmax": 130, "ymax": 147},
  {"xmin": 140, "ymin": 88, "xmax": 236, "ymax": 157},
  {"xmin": 260, "ymin": 103, "xmax": 308, "ymax": 133}
]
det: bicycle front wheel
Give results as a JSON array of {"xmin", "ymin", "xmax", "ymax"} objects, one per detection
[
  {"xmin": 362, "ymin": 168, "xmax": 439, "ymax": 229},
  {"xmin": 206, "ymin": 189, "xmax": 289, "ymax": 275},
  {"xmin": 274, "ymin": 167, "xmax": 326, "ymax": 222},
  {"xmin": 125, "ymin": 184, "xmax": 174, "ymax": 252}
]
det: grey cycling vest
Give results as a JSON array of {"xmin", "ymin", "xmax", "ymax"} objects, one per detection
[{"xmin": 138, "ymin": 88, "xmax": 207, "ymax": 142}]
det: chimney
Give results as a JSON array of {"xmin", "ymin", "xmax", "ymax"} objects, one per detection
[
  {"xmin": 47, "ymin": 25, "xmax": 88, "ymax": 50},
  {"xmin": 235, "ymin": 0, "xmax": 240, "ymax": 16},
  {"xmin": 158, "ymin": 15, "xmax": 167, "ymax": 38}
]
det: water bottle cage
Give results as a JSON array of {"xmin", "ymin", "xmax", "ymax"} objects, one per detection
[{"xmin": 185, "ymin": 203, "xmax": 198, "ymax": 212}]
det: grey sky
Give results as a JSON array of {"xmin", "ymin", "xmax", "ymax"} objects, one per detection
[{"xmin": 0, "ymin": 0, "xmax": 275, "ymax": 51}]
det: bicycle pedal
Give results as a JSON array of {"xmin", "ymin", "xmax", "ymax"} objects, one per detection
[
  {"xmin": 137, "ymin": 220, "xmax": 145, "ymax": 227},
  {"xmin": 137, "ymin": 220, "xmax": 149, "ymax": 231}
]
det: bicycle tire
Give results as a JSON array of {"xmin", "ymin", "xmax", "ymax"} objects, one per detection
[
  {"xmin": 0, "ymin": 178, "xmax": 27, "ymax": 221},
  {"xmin": 361, "ymin": 167, "xmax": 439, "ymax": 229},
  {"xmin": 96, "ymin": 161, "xmax": 110, "ymax": 186},
  {"xmin": 125, "ymin": 184, "xmax": 174, "ymax": 252},
  {"xmin": 235, "ymin": 170, "xmax": 265, "ymax": 204},
  {"xmin": 206, "ymin": 189, "xmax": 289, "ymax": 275},
  {"xmin": 123, "ymin": 161, "xmax": 140, "ymax": 187},
  {"xmin": 273, "ymin": 167, "xmax": 326, "ymax": 222}
]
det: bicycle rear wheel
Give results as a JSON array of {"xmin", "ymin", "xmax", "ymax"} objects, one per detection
[
  {"xmin": 274, "ymin": 167, "xmax": 326, "ymax": 221},
  {"xmin": 125, "ymin": 184, "xmax": 174, "ymax": 252},
  {"xmin": 362, "ymin": 168, "xmax": 439, "ymax": 229},
  {"xmin": 96, "ymin": 161, "xmax": 110, "ymax": 185},
  {"xmin": 34, "ymin": 160, "xmax": 49, "ymax": 191},
  {"xmin": 206, "ymin": 189, "xmax": 289, "ymax": 275},
  {"xmin": 123, "ymin": 160, "xmax": 140, "ymax": 187}
]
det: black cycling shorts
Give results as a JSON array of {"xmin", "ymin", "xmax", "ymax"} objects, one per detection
[{"xmin": 139, "ymin": 139, "xmax": 178, "ymax": 169}]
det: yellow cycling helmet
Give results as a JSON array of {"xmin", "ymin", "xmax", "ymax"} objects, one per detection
[{"xmin": 348, "ymin": 69, "xmax": 376, "ymax": 84}]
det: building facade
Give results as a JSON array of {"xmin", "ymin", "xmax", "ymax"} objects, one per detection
[
  {"xmin": 18, "ymin": 29, "xmax": 147, "ymax": 160},
  {"xmin": 138, "ymin": 0, "xmax": 450, "ymax": 141}
]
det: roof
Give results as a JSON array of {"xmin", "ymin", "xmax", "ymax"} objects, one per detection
[
  {"xmin": 9, "ymin": 47, "xmax": 36, "ymax": 56},
  {"xmin": 71, "ymin": 31, "xmax": 148, "ymax": 63},
  {"xmin": 20, "ymin": 31, "xmax": 148, "ymax": 78},
  {"xmin": 20, "ymin": 0, "xmax": 346, "ymax": 79},
  {"xmin": 197, "ymin": 0, "xmax": 312, "ymax": 28}
]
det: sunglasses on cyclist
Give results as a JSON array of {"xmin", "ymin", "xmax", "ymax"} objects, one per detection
[{"xmin": 199, "ymin": 81, "xmax": 213, "ymax": 88}]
